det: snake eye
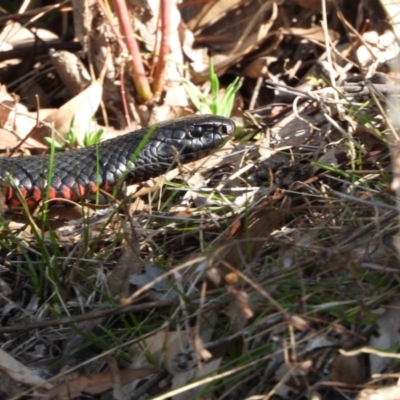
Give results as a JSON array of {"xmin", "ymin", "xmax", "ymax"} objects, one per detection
[{"xmin": 190, "ymin": 124, "xmax": 204, "ymax": 137}]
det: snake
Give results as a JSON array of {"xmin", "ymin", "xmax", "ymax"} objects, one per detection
[{"xmin": 0, "ymin": 115, "xmax": 235, "ymax": 207}]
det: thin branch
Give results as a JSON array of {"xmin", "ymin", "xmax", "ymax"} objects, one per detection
[{"xmin": 0, "ymin": 299, "xmax": 175, "ymax": 333}]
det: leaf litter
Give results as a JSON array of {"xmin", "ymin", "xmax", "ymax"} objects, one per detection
[{"xmin": 0, "ymin": 0, "xmax": 400, "ymax": 399}]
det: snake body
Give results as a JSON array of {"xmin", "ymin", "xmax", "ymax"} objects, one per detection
[{"xmin": 0, "ymin": 115, "xmax": 235, "ymax": 207}]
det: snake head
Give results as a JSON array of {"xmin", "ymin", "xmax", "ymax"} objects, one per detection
[{"xmin": 152, "ymin": 114, "xmax": 235, "ymax": 163}]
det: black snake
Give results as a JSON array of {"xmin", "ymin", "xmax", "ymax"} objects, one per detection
[{"xmin": 0, "ymin": 115, "xmax": 235, "ymax": 207}]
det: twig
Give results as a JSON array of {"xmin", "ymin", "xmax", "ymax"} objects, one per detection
[{"xmin": 0, "ymin": 299, "xmax": 175, "ymax": 333}]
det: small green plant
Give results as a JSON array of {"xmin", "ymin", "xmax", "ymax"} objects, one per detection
[
  {"xmin": 182, "ymin": 58, "xmax": 241, "ymax": 117},
  {"xmin": 44, "ymin": 117, "xmax": 104, "ymax": 150},
  {"xmin": 83, "ymin": 128, "xmax": 104, "ymax": 146},
  {"xmin": 44, "ymin": 128, "xmax": 104, "ymax": 149}
]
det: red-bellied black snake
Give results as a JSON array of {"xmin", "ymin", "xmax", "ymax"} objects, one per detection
[{"xmin": 0, "ymin": 114, "xmax": 235, "ymax": 207}]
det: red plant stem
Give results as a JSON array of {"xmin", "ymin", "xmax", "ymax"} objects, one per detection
[
  {"xmin": 152, "ymin": 0, "xmax": 171, "ymax": 96},
  {"xmin": 112, "ymin": 0, "xmax": 152, "ymax": 102}
]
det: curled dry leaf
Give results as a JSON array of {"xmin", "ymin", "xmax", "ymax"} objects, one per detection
[
  {"xmin": 206, "ymin": 267, "xmax": 223, "ymax": 286},
  {"xmin": 34, "ymin": 82, "xmax": 103, "ymax": 146},
  {"xmin": 194, "ymin": 335, "xmax": 212, "ymax": 362},
  {"xmin": 289, "ymin": 315, "xmax": 309, "ymax": 331},
  {"xmin": 0, "ymin": 21, "xmax": 59, "ymax": 56},
  {"xmin": 297, "ymin": 360, "xmax": 312, "ymax": 374},
  {"xmin": 228, "ymin": 289, "xmax": 253, "ymax": 320}
]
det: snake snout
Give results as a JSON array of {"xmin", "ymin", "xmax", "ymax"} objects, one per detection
[{"xmin": 219, "ymin": 121, "xmax": 235, "ymax": 135}]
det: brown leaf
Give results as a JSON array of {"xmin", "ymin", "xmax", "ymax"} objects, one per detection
[
  {"xmin": 0, "ymin": 128, "xmax": 46, "ymax": 152},
  {"xmin": 194, "ymin": 335, "xmax": 212, "ymax": 362},
  {"xmin": 357, "ymin": 386, "xmax": 400, "ymax": 400},
  {"xmin": 33, "ymin": 82, "xmax": 103, "ymax": 145},
  {"xmin": 131, "ymin": 329, "xmax": 192, "ymax": 373},
  {"xmin": 185, "ymin": 0, "xmax": 243, "ymax": 31},
  {"xmin": 222, "ymin": 206, "xmax": 288, "ymax": 267},
  {"xmin": 331, "ymin": 353, "xmax": 367, "ymax": 384},
  {"xmin": 282, "ymin": 26, "xmax": 340, "ymax": 43},
  {"xmin": 41, "ymin": 368, "xmax": 157, "ymax": 399},
  {"xmin": 0, "ymin": 348, "xmax": 53, "ymax": 390}
]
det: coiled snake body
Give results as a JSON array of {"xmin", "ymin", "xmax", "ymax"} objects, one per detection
[{"xmin": 0, "ymin": 115, "xmax": 235, "ymax": 207}]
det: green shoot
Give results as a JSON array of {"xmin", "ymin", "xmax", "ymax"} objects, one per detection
[
  {"xmin": 44, "ymin": 117, "xmax": 104, "ymax": 150},
  {"xmin": 182, "ymin": 58, "xmax": 241, "ymax": 117},
  {"xmin": 84, "ymin": 128, "xmax": 104, "ymax": 147}
]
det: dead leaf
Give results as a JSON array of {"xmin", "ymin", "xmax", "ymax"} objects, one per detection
[
  {"xmin": 41, "ymin": 368, "xmax": 157, "ymax": 399},
  {"xmin": 221, "ymin": 206, "xmax": 288, "ymax": 268},
  {"xmin": 282, "ymin": 26, "xmax": 340, "ymax": 43},
  {"xmin": 171, "ymin": 358, "xmax": 222, "ymax": 400},
  {"xmin": 33, "ymin": 82, "xmax": 103, "ymax": 146},
  {"xmin": 290, "ymin": 315, "xmax": 309, "ymax": 331},
  {"xmin": 0, "ymin": 128, "xmax": 46, "ymax": 152},
  {"xmin": 369, "ymin": 297, "xmax": 400, "ymax": 374},
  {"xmin": 185, "ymin": 0, "xmax": 243, "ymax": 31},
  {"xmin": 212, "ymin": 3, "xmax": 283, "ymax": 78},
  {"xmin": 234, "ymin": 289, "xmax": 254, "ymax": 319},
  {"xmin": 268, "ymin": 107, "xmax": 327, "ymax": 148},
  {"xmin": 193, "ymin": 335, "xmax": 212, "ymax": 362},
  {"xmin": 331, "ymin": 353, "xmax": 367, "ymax": 384},
  {"xmin": 357, "ymin": 385, "xmax": 400, "ymax": 400},
  {"xmin": 132, "ymin": 329, "xmax": 191, "ymax": 373},
  {"xmin": 0, "ymin": 348, "xmax": 53, "ymax": 390}
]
